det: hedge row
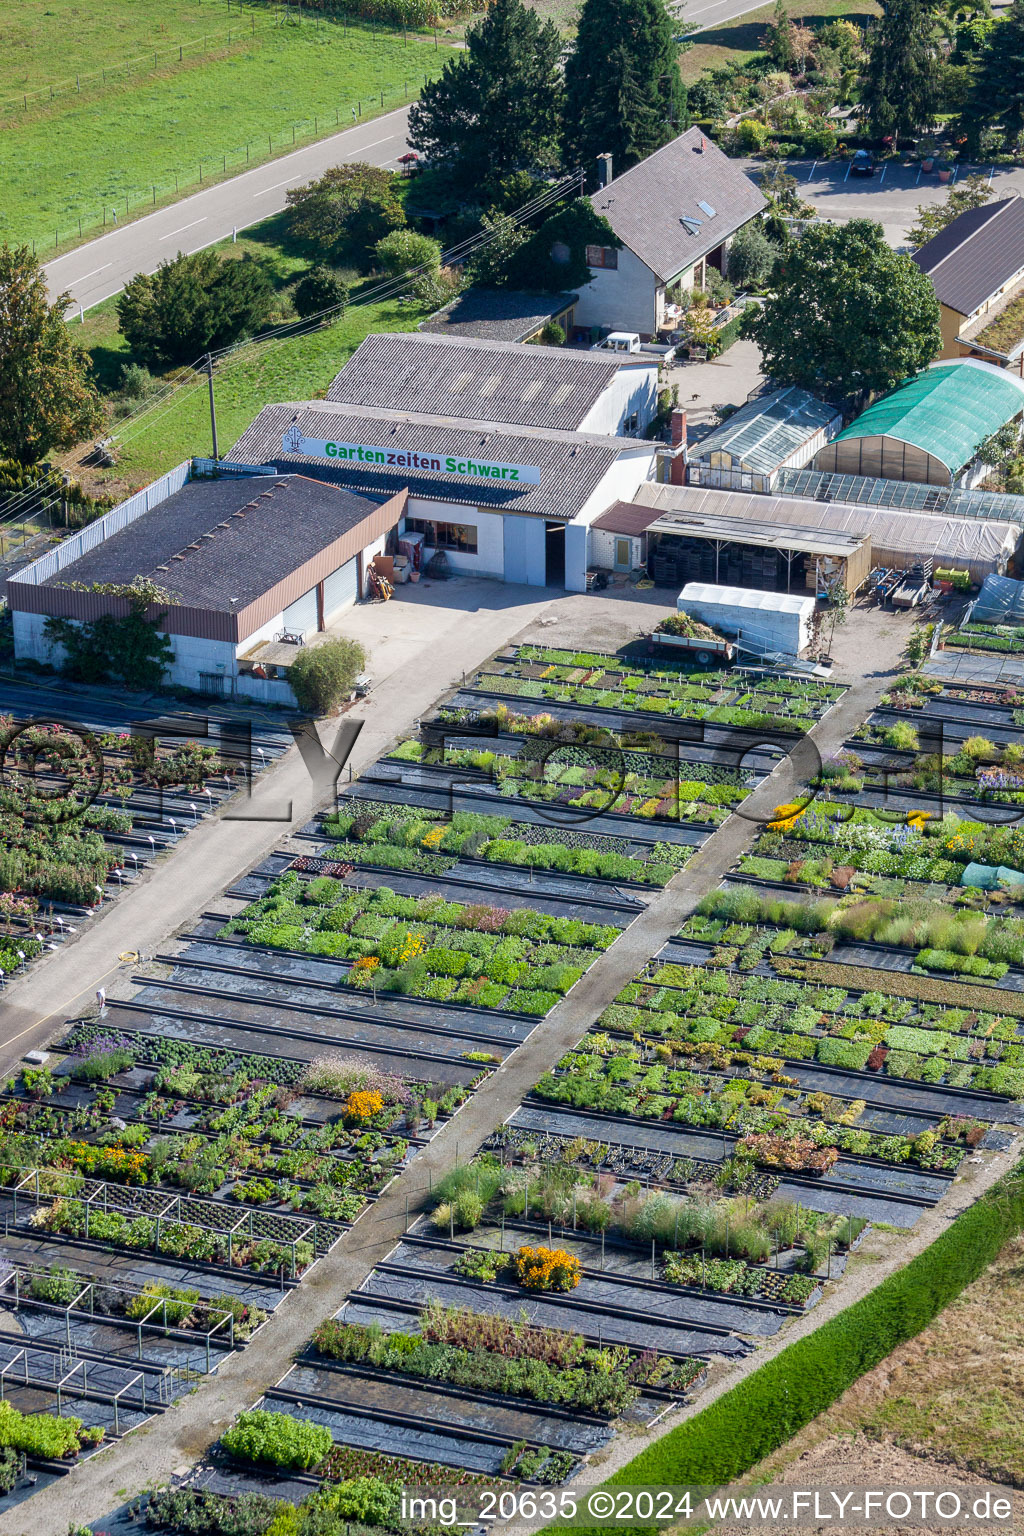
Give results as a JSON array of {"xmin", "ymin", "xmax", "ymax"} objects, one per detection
[{"xmin": 554, "ymin": 1154, "xmax": 1024, "ymax": 1533}]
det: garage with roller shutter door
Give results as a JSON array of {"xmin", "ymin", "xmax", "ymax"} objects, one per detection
[
  {"xmin": 322, "ymin": 557, "xmax": 358, "ymax": 621},
  {"xmin": 9, "ymin": 471, "xmax": 407, "ymax": 700}
]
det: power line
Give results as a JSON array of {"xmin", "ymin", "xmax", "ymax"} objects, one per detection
[{"xmin": 110, "ymin": 169, "xmax": 584, "ymax": 449}]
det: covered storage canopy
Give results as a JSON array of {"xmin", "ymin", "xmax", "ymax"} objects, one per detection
[{"xmin": 633, "ymin": 482, "xmax": 1019, "ymax": 586}]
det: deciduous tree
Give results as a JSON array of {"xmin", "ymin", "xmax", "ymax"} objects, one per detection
[
  {"xmin": 286, "ymin": 163, "xmax": 405, "ymax": 265},
  {"xmin": 745, "ymin": 218, "xmax": 941, "ymax": 396},
  {"xmin": 906, "ymin": 173, "xmax": 994, "ymax": 250},
  {"xmin": 0, "ymin": 244, "xmax": 101, "ymax": 465},
  {"xmin": 408, "ymin": 0, "xmax": 562, "ymax": 188},
  {"xmin": 726, "ymin": 222, "xmax": 778, "ymax": 288}
]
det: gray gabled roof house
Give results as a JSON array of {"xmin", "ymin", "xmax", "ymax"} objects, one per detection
[
  {"xmin": 912, "ymin": 196, "xmax": 1024, "ymax": 368},
  {"xmin": 571, "ymin": 127, "xmax": 767, "ymax": 339}
]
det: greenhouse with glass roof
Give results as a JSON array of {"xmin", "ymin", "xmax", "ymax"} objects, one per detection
[{"xmin": 813, "ymin": 359, "xmax": 1024, "ymax": 488}]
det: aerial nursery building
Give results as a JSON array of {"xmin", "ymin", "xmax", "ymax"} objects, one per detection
[
  {"xmin": 813, "ymin": 359, "xmax": 1024, "ymax": 488},
  {"xmin": 8, "ymin": 470, "xmax": 404, "ymax": 702},
  {"xmin": 9, "ymin": 332, "xmax": 665, "ymax": 695},
  {"xmin": 227, "ymin": 331, "xmax": 662, "ymax": 590}
]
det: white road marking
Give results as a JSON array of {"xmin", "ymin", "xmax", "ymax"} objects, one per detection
[
  {"xmin": 70, "ymin": 262, "xmax": 112, "ymax": 283},
  {"xmin": 254, "ymin": 177, "xmax": 304, "ymax": 196},
  {"xmin": 159, "ymin": 217, "xmax": 207, "ymax": 241},
  {"xmin": 252, "ymin": 136, "xmax": 397, "ymax": 196}
]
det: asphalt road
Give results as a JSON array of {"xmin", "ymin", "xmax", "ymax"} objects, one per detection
[
  {"xmin": 43, "ymin": 105, "xmax": 413, "ymax": 312},
  {"xmin": 678, "ymin": 0, "xmax": 775, "ymax": 31}
]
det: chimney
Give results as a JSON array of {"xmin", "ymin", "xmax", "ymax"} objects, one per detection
[
  {"xmin": 596, "ymin": 152, "xmax": 613, "ymax": 188},
  {"xmin": 670, "ymin": 407, "xmax": 687, "ymax": 485}
]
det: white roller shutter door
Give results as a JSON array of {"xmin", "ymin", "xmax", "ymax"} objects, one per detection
[
  {"xmin": 282, "ymin": 585, "xmax": 318, "ymax": 635},
  {"xmin": 322, "ymin": 557, "xmax": 358, "ymax": 621}
]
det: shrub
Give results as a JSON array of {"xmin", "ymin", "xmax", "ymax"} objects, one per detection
[
  {"xmin": 816, "ymin": 1038, "xmax": 872, "ymax": 1070},
  {"xmin": 0, "ymin": 1401, "xmax": 88, "ymax": 1459},
  {"xmin": 292, "ymin": 264, "xmax": 349, "ymax": 321},
  {"xmin": 125, "ymin": 1282, "xmax": 199, "ymax": 1328},
  {"xmin": 374, "ymin": 229, "xmax": 442, "ymax": 276},
  {"xmin": 143, "ymin": 1488, "xmax": 280, "ymax": 1532},
  {"xmin": 28, "ymin": 1266, "xmax": 82, "ymax": 1305},
  {"xmin": 883, "ymin": 722, "xmax": 920, "ymax": 752},
  {"xmin": 513, "ymin": 1245, "xmax": 581, "ymax": 1291},
  {"xmin": 221, "ymin": 1409, "xmax": 332, "ymax": 1471},
  {"xmin": 344, "ymin": 1089, "xmax": 384, "ymax": 1122},
  {"xmin": 288, "ymin": 637, "xmax": 366, "ymax": 716}
]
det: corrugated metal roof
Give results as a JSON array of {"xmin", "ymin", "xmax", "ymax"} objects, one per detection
[
  {"xmin": 420, "ymin": 289, "xmax": 578, "ymax": 344},
  {"xmin": 327, "ymin": 331, "xmax": 645, "ymax": 431},
  {"xmin": 832, "ymin": 359, "xmax": 1024, "ymax": 476},
  {"xmin": 689, "ymin": 387, "xmax": 840, "ymax": 475},
  {"xmin": 632, "ymin": 481, "xmax": 1019, "ymax": 576},
  {"xmin": 912, "ymin": 196, "xmax": 1024, "ymax": 317},
  {"xmin": 590, "ymin": 127, "xmax": 767, "ymax": 282},
  {"xmin": 228, "ymin": 401, "xmax": 647, "ymax": 520},
  {"xmin": 591, "ymin": 498, "xmax": 863, "ymax": 556}
]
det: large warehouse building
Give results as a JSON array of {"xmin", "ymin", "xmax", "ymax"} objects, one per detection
[
  {"xmin": 325, "ymin": 331, "xmax": 660, "ymax": 437},
  {"xmin": 226, "ymin": 329, "xmax": 665, "ymax": 592},
  {"xmin": 9, "ymin": 470, "xmax": 405, "ymax": 701}
]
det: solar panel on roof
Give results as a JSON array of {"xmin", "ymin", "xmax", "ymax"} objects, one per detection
[{"xmin": 776, "ymin": 466, "xmax": 1024, "ymax": 526}]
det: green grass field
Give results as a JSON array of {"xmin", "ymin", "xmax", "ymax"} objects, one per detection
[
  {"xmin": 72, "ymin": 215, "xmax": 426, "ymax": 491},
  {"xmin": 680, "ymin": 0, "xmax": 880, "ymax": 81},
  {"xmin": 0, "ymin": 9, "xmax": 450, "ymax": 252},
  {"xmin": 1, "ymin": 0, "xmax": 266, "ymax": 99}
]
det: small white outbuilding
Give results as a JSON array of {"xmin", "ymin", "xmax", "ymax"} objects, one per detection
[{"xmin": 678, "ymin": 582, "xmax": 816, "ymax": 658}]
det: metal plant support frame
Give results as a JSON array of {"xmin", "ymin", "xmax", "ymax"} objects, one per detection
[
  {"xmin": 7, "ymin": 1165, "xmax": 319, "ymax": 1277},
  {"xmin": 0, "ymin": 1264, "xmax": 240, "ymax": 1376},
  {"xmin": 0, "ymin": 1343, "xmax": 166, "ymax": 1436}
]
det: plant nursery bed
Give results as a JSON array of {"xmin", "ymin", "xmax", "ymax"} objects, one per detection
[
  {"xmin": 352, "ymin": 1262, "xmax": 750, "ymax": 1361},
  {"xmin": 271, "ymin": 1364, "xmax": 607, "ymax": 1456},
  {"xmin": 157, "ymin": 936, "xmax": 538, "ymax": 1048},
  {"xmin": 253, "ymin": 1394, "xmax": 532, "ymax": 1479},
  {"xmin": 338, "ymin": 783, "xmax": 710, "ymax": 853},
  {"xmin": 401, "ymin": 1231, "xmax": 790, "ymax": 1338}
]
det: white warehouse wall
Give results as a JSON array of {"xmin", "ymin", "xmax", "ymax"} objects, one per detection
[
  {"xmin": 13, "ymin": 609, "xmax": 242, "ymax": 692},
  {"xmin": 579, "ymin": 365, "xmax": 660, "ymax": 435},
  {"xmin": 402, "ymin": 497, "xmax": 504, "ymax": 580},
  {"xmin": 566, "ymin": 446, "xmax": 657, "ymax": 591}
]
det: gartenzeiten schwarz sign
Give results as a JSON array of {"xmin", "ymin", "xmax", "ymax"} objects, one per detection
[{"xmin": 282, "ymin": 427, "xmax": 541, "ymax": 486}]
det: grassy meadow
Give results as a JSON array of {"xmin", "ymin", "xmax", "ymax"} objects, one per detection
[
  {"xmin": 66, "ymin": 214, "xmax": 425, "ymax": 493},
  {"xmin": 679, "ymin": 0, "xmax": 881, "ymax": 82},
  {"xmin": 0, "ymin": 7, "xmax": 450, "ymax": 252}
]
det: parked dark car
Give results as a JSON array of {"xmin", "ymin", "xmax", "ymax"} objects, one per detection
[{"xmin": 850, "ymin": 149, "xmax": 876, "ymax": 176}]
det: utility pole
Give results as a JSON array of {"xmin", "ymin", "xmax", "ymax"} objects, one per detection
[{"xmin": 205, "ymin": 353, "xmax": 220, "ymax": 460}]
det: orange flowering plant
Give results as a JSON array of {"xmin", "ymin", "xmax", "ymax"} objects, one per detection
[{"xmin": 513, "ymin": 1245, "xmax": 581, "ymax": 1292}]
